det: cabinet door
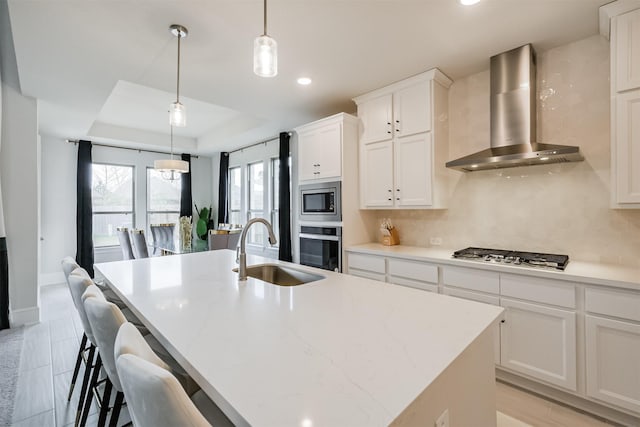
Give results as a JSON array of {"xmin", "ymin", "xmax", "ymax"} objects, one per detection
[
  {"xmin": 359, "ymin": 94, "xmax": 392, "ymax": 144},
  {"xmin": 393, "ymin": 80, "xmax": 431, "ymax": 137},
  {"xmin": 361, "ymin": 140, "xmax": 394, "ymax": 207},
  {"xmin": 586, "ymin": 315, "xmax": 640, "ymax": 413},
  {"xmin": 615, "ymin": 89, "xmax": 640, "ymax": 203},
  {"xmin": 615, "ymin": 8, "xmax": 640, "ymax": 92},
  {"xmin": 394, "ymin": 133, "xmax": 432, "ymax": 206},
  {"xmin": 317, "ymin": 122, "xmax": 342, "ymax": 179},
  {"xmin": 298, "ymin": 129, "xmax": 321, "ymax": 181},
  {"xmin": 500, "ymin": 298, "xmax": 577, "ymax": 391}
]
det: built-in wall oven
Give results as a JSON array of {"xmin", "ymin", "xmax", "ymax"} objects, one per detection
[
  {"xmin": 299, "ymin": 226, "xmax": 341, "ymax": 272},
  {"xmin": 299, "ymin": 181, "xmax": 341, "ymax": 222}
]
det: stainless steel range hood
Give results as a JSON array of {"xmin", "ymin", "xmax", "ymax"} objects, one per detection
[{"xmin": 446, "ymin": 44, "xmax": 583, "ymax": 172}]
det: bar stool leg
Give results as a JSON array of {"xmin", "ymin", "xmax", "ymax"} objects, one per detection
[
  {"xmin": 80, "ymin": 354, "xmax": 103, "ymax": 427},
  {"xmin": 68, "ymin": 333, "xmax": 88, "ymax": 401},
  {"xmin": 96, "ymin": 378, "xmax": 112, "ymax": 427},
  {"xmin": 74, "ymin": 344, "xmax": 96, "ymax": 427},
  {"xmin": 108, "ymin": 392, "xmax": 124, "ymax": 427}
]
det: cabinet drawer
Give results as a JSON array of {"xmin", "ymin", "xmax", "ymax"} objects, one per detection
[
  {"xmin": 442, "ymin": 287, "xmax": 500, "ymax": 306},
  {"xmin": 501, "ymin": 274, "xmax": 576, "ymax": 309},
  {"xmin": 387, "ymin": 258, "xmax": 437, "ymax": 284},
  {"xmin": 388, "ymin": 276, "xmax": 438, "ymax": 293},
  {"xmin": 347, "ymin": 253, "xmax": 385, "ymax": 274},
  {"xmin": 585, "ymin": 287, "xmax": 640, "ymax": 322},
  {"xmin": 441, "ymin": 266, "xmax": 499, "ymax": 294},
  {"xmin": 348, "ymin": 269, "xmax": 386, "ymax": 282}
]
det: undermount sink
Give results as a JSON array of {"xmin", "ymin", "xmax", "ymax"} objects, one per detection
[{"xmin": 233, "ymin": 263, "xmax": 324, "ymax": 286}]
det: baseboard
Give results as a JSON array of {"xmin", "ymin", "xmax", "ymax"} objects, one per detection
[
  {"xmin": 496, "ymin": 368, "xmax": 640, "ymax": 426},
  {"xmin": 10, "ymin": 305, "xmax": 40, "ymax": 326},
  {"xmin": 39, "ymin": 271, "xmax": 65, "ymax": 287}
]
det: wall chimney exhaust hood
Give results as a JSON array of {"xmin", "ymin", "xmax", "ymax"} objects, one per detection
[{"xmin": 446, "ymin": 44, "xmax": 583, "ymax": 172}]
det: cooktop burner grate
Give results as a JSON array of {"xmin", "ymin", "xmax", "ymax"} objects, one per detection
[{"xmin": 452, "ymin": 247, "xmax": 569, "ymax": 270}]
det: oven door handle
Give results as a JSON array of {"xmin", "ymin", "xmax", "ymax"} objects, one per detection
[{"xmin": 299, "ymin": 233, "xmax": 340, "ymax": 242}]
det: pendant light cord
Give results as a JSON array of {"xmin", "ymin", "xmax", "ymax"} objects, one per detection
[
  {"xmin": 263, "ymin": 0, "xmax": 267, "ymax": 36},
  {"xmin": 176, "ymin": 32, "xmax": 181, "ymax": 103}
]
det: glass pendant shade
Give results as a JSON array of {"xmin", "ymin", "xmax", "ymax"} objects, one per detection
[
  {"xmin": 169, "ymin": 101, "xmax": 186, "ymax": 127},
  {"xmin": 253, "ymin": 35, "xmax": 277, "ymax": 77},
  {"xmin": 154, "ymin": 158, "xmax": 189, "ymax": 181}
]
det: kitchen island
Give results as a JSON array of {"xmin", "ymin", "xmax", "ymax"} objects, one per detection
[{"xmin": 95, "ymin": 249, "xmax": 504, "ymax": 427}]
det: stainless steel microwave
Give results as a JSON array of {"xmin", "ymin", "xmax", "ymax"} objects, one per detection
[{"xmin": 299, "ymin": 181, "xmax": 341, "ymax": 222}]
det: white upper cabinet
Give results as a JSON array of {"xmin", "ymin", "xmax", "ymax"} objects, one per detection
[
  {"xmin": 615, "ymin": 8, "xmax": 640, "ymax": 92},
  {"xmin": 393, "ymin": 80, "xmax": 432, "ymax": 138},
  {"xmin": 606, "ymin": 5, "xmax": 640, "ymax": 208},
  {"xmin": 296, "ymin": 113, "xmax": 357, "ymax": 182},
  {"xmin": 353, "ymin": 69, "xmax": 452, "ymax": 209},
  {"xmin": 359, "ymin": 94, "xmax": 393, "ymax": 144}
]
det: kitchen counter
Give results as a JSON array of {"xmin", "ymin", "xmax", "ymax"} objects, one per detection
[
  {"xmin": 96, "ymin": 249, "xmax": 503, "ymax": 427},
  {"xmin": 346, "ymin": 243, "xmax": 640, "ymax": 291}
]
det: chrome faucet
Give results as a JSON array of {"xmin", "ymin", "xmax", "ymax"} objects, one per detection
[{"xmin": 236, "ymin": 218, "xmax": 278, "ymax": 281}]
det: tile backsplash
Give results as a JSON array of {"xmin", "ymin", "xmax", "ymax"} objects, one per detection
[{"xmin": 377, "ymin": 35, "xmax": 640, "ymax": 267}]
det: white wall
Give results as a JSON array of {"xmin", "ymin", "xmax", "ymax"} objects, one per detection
[
  {"xmin": 39, "ymin": 134, "xmax": 214, "ymax": 284},
  {"xmin": 1, "ymin": 82, "xmax": 40, "ymax": 325},
  {"xmin": 378, "ymin": 35, "xmax": 640, "ymax": 267}
]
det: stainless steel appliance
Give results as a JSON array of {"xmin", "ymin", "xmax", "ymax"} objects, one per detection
[
  {"xmin": 299, "ymin": 226, "xmax": 341, "ymax": 272},
  {"xmin": 446, "ymin": 44, "xmax": 584, "ymax": 172},
  {"xmin": 299, "ymin": 181, "xmax": 341, "ymax": 222},
  {"xmin": 452, "ymin": 247, "xmax": 569, "ymax": 271}
]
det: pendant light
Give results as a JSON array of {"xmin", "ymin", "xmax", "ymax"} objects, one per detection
[
  {"xmin": 169, "ymin": 24, "xmax": 187, "ymax": 127},
  {"xmin": 154, "ymin": 125, "xmax": 189, "ymax": 180},
  {"xmin": 253, "ymin": 0, "xmax": 277, "ymax": 77}
]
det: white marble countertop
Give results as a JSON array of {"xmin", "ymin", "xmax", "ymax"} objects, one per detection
[
  {"xmin": 345, "ymin": 243, "xmax": 640, "ymax": 291},
  {"xmin": 95, "ymin": 250, "xmax": 503, "ymax": 427}
]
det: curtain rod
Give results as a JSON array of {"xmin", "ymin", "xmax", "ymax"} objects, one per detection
[
  {"xmin": 228, "ymin": 132, "xmax": 292, "ymax": 155},
  {"xmin": 66, "ymin": 139, "xmax": 199, "ymax": 159}
]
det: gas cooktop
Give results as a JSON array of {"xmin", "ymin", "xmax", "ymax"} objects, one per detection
[{"xmin": 452, "ymin": 247, "xmax": 569, "ymax": 271}]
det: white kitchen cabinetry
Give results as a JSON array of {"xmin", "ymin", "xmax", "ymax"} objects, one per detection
[
  {"xmin": 345, "ymin": 252, "xmax": 438, "ymax": 292},
  {"xmin": 353, "ymin": 69, "xmax": 452, "ymax": 209},
  {"xmin": 585, "ymin": 287, "xmax": 640, "ymax": 413},
  {"xmin": 295, "ymin": 113, "xmax": 358, "ymax": 182},
  {"xmin": 500, "ymin": 298, "xmax": 577, "ymax": 391},
  {"xmin": 605, "ymin": 5, "xmax": 640, "ymax": 207}
]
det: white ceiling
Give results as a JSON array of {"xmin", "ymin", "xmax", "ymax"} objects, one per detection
[{"xmin": 6, "ymin": 0, "xmax": 609, "ymax": 155}]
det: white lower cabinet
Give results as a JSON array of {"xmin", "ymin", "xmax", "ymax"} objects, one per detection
[
  {"xmin": 584, "ymin": 286, "xmax": 640, "ymax": 414},
  {"xmin": 347, "ymin": 253, "xmax": 386, "ymax": 282},
  {"xmin": 500, "ymin": 298, "xmax": 577, "ymax": 391},
  {"xmin": 346, "ymin": 252, "xmax": 438, "ymax": 292}
]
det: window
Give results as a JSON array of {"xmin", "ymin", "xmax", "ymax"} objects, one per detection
[
  {"xmin": 228, "ymin": 166, "xmax": 242, "ymax": 226},
  {"xmin": 92, "ymin": 164, "xmax": 134, "ymax": 247},
  {"xmin": 248, "ymin": 161, "xmax": 265, "ymax": 244},
  {"xmin": 147, "ymin": 168, "xmax": 181, "ymax": 243}
]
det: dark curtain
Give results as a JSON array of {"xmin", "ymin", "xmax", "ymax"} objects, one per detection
[
  {"xmin": 278, "ymin": 132, "xmax": 292, "ymax": 262},
  {"xmin": 217, "ymin": 152, "xmax": 229, "ymax": 224},
  {"xmin": 0, "ymin": 238, "xmax": 9, "ymax": 330},
  {"xmin": 179, "ymin": 153, "xmax": 193, "ymax": 218},
  {"xmin": 76, "ymin": 140, "xmax": 94, "ymax": 277}
]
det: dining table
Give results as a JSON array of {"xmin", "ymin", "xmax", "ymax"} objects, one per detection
[{"xmin": 95, "ymin": 249, "xmax": 503, "ymax": 427}]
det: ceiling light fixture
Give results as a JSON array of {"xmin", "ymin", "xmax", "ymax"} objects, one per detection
[
  {"xmin": 154, "ymin": 125, "xmax": 189, "ymax": 181},
  {"xmin": 297, "ymin": 77, "xmax": 312, "ymax": 85},
  {"xmin": 254, "ymin": 0, "xmax": 277, "ymax": 77},
  {"xmin": 169, "ymin": 24, "xmax": 187, "ymax": 127},
  {"xmin": 460, "ymin": 0, "xmax": 481, "ymax": 5}
]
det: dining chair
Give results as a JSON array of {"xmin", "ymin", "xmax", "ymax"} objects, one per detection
[
  {"xmin": 116, "ymin": 227, "xmax": 135, "ymax": 260},
  {"xmin": 227, "ymin": 232, "xmax": 241, "ymax": 250},
  {"xmin": 116, "ymin": 354, "xmax": 213, "ymax": 427},
  {"xmin": 207, "ymin": 231, "xmax": 229, "ymax": 250},
  {"xmin": 130, "ymin": 229, "xmax": 150, "ymax": 259}
]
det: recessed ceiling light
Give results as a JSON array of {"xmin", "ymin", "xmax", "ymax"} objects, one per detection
[
  {"xmin": 297, "ymin": 77, "xmax": 312, "ymax": 85},
  {"xmin": 540, "ymin": 157, "xmax": 550, "ymax": 161},
  {"xmin": 460, "ymin": 0, "xmax": 481, "ymax": 5}
]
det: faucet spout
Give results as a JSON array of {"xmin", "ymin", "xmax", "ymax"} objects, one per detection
[{"xmin": 237, "ymin": 218, "xmax": 278, "ymax": 281}]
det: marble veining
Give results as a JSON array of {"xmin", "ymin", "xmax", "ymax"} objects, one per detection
[
  {"xmin": 378, "ymin": 35, "xmax": 640, "ymax": 268},
  {"xmin": 95, "ymin": 250, "xmax": 503, "ymax": 427}
]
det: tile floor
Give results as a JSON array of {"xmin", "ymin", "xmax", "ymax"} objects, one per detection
[{"xmin": 9, "ymin": 284, "xmax": 619, "ymax": 427}]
